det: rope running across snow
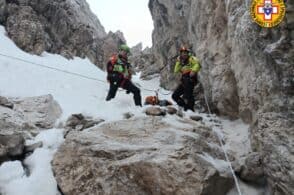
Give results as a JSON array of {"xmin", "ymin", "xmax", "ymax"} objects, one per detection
[{"xmin": 0, "ymin": 53, "xmax": 170, "ymax": 96}]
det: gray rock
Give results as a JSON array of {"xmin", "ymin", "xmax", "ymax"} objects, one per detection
[
  {"xmin": 65, "ymin": 113, "xmax": 104, "ymax": 131},
  {"xmin": 190, "ymin": 115, "xmax": 203, "ymax": 122},
  {"xmin": 251, "ymin": 112, "xmax": 294, "ymax": 194},
  {"xmin": 149, "ymin": 0, "xmax": 293, "ymax": 121},
  {"xmin": 166, "ymin": 106, "xmax": 177, "ymax": 115},
  {"xmin": 53, "ymin": 117, "xmax": 234, "ymax": 195},
  {"xmin": 13, "ymin": 94, "xmax": 62, "ymax": 129},
  {"xmin": 0, "ymin": 0, "xmax": 6, "ymax": 24},
  {"xmin": 0, "ymin": 96, "xmax": 13, "ymax": 109},
  {"xmin": 123, "ymin": 112, "xmax": 134, "ymax": 119},
  {"xmin": 0, "ymin": 94, "xmax": 62, "ymax": 141},
  {"xmin": 238, "ymin": 152, "xmax": 264, "ymax": 184},
  {"xmin": 130, "ymin": 42, "xmax": 143, "ymax": 57},
  {"xmin": 0, "ymin": 94, "xmax": 62, "ymax": 165},
  {"xmin": 0, "ymin": 134, "xmax": 25, "ymax": 163},
  {"xmin": 6, "ymin": 4, "xmax": 46, "ymax": 55},
  {"xmin": 2, "ymin": 0, "xmax": 125, "ymax": 68},
  {"xmin": 0, "ymin": 104, "xmax": 31, "ymax": 135},
  {"xmin": 145, "ymin": 106, "xmax": 166, "ymax": 116},
  {"xmin": 129, "ymin": 46, "xmax": 159, "ymax": 80}
]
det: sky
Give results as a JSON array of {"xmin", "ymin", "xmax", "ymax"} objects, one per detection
[{"xmin": 86, "ymin": 0, "xmax": 153, "ymax": 48}]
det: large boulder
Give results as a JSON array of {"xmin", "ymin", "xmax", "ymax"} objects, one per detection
[
  {"xmin": 0, "ymin": 94, "xmax": 62, "ymax": 164},
  {"xmin": 237, "ymin": 152, "xmax": 264, "ymax": 184},
  {"xmin": 12, "ymin": 94, "xmax": 62, "ymax": 129},
  {"xmin": 65, "ymin": 113, "xmax": 104, "ymax": 131},
  {"xmin": 0, "ymin": 134, "xmax": 25, "ymax": 164},
  {"xmin": 53, "ymin": 117, "xmax": 234, "ymax": 195},
  {"xmin": 0, "ymin": 94, "xmax": 62, "ymax": 137},
  {"xmin": 0, "ymin": 96, "xmax": 13, "ymax": 109}
]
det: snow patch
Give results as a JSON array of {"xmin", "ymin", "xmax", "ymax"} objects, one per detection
[
  {"xmin": 0, "ymin": 129, "xmax": 64, "ymax": 195},
  {"xmin": 199, "ymin": 152, "xmax": 230, "ymax": 174}
]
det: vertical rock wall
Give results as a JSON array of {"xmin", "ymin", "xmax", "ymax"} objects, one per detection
[{"xmin": 149, "ymin": 0, "xmax": 294, "ymax": 193}]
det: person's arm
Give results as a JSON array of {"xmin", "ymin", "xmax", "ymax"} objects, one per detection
[
  {"xmin": 190, "ymin": 56, "xmax": 201, "ymax": 73},
  {"xmin": 174, "ymin": 61, "xmax": 182, "ymax": 73},
  {"xmin": 127, "ymin": 66, "xmax": 133, "ymax": 80},
  {"xmin": 107, "ymin": 55, "xmax": 118, "ymax": 74},
  {"xmin": 107, "ymin": 61, "xmax": 114, "ymax": 73},
  {"xmin": 106, "ymin": 61, "xmax": 113, "ymax": 81}
]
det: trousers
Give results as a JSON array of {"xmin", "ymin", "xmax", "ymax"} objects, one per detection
[
  {"xmin": 106, "ymin": 73, "xmax": 142, "ymax": 106},
  {"xmin": 172, "ymin": 76, "xmax": 196, "ymax": 111}
]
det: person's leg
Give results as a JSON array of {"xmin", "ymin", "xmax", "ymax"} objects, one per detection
[
  {"xmin": 183, "ymin": 80, "xmax": 195, "ymax": 111},
  {"xmin": 123, "ymin": 80, "xmax": 142, "ymax": 106},
  {"xmin": 172, "ymin": 84, "xmax": 186, "ymax": 108},
  {"xmin": 106, "ymin": 82, "xmax": 119, "ymax": 101},
  {"xmin": 106, "ymin": 73, "xmax": 122, "ymax": 101}
]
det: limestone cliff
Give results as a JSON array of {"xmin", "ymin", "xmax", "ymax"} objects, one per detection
[
  {"xmin": 149, "ymin": 0, "xmax": 294, "ymax": 194},
  {"xmin": 0, "ymin": 0, "xmax": 125, "ymax": 68}
]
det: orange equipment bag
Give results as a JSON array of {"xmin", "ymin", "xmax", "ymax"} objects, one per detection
[{"xmin": 144, "ymin": 96, "xmax": 159, "ymax": 105}]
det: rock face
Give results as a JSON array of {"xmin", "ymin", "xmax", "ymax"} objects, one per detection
[
  {"xmin": 53, "ymin": 117, "xmax": 234, "ymax": 195},
  {"xmin": 149, "ymin": 0, "xmax": 294, "ymax": 194},
  {"xmin": 12, "ymin": 94, "xmax": 62, "ymax": 129},
  {"xmin": 0, "ymin": 94, "xmax": 62, "ymax": 164},
  {"xmin": 0, "ymin": 0, "xmax": 6, "ymax": 24},
  {"xmin": 0, "ymin": 134, "xmax": 25, "ymax": 163},
  {"xmin": 251, "ymin": 111, "xmax": 294, "ymax": 194},
  {"xmin": 130, "ymin": 44, "xmax": 159, "ymax": 80},
  {"xmin": 0, "ymin": 94, "xmax": 62, "ymax": 135},
  {"xmin": 149, "ymin": 0, "xmax": 293, "ymax": 121},
  {"xmin": 0, "ymin": 96, "xmax": 13, "ymax": 109},
  {"xmin": 239, "ymin": 152, "xmax": 264, "ymax": 184},
  {"xmin": 65, "ymin": 113, "xmax": 104, "ymax": 131},
  {"xmin": 0, "ymin": 0, "xmax": 125, "ymax": 68}
]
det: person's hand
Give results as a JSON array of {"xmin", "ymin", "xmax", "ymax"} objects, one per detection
[{"xmin": 190, "ymin": 71, "xmax": 196, "ymax": 77}]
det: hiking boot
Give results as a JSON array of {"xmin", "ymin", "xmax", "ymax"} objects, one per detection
[{"xmin": 105, "ymin": 94, "xmax": 112, "ymax": 101}]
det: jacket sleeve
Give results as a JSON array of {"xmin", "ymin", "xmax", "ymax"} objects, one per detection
[
  {"xmin": 107, "ymin": 61, "xmax": 114, "ymax": 74},
  {"xmin": 190, "ymin": 56, "xmax": 201, "ymax": 73},
  {"xmin": 174, "ymin": 61, "xmax": 182, "ymax": 73},
  {"xmin": 106, "ymin": 61, "xmax": 114, "ymax": 81}
]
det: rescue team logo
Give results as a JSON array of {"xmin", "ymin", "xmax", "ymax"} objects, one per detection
[{"xmin": 250, "ymin": 0, "xmax": 286, "ymax": 28}]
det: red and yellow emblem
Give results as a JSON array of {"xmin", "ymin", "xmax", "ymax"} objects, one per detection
[{"xmin": 250, "ymin": 0, "xmax": 286, "ymax": 28}]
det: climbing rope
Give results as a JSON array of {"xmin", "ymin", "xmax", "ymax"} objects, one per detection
[
  {"xmin": 0, "ymin": 53, "xmax": 106, "ymax": 84},
  {"xmin": 0, "ymin": 53, "xmax": 171, "ymax": 96},
  {"xmin": 203, "ymin": 93, "xmax": 243, "ymax": 195}
]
